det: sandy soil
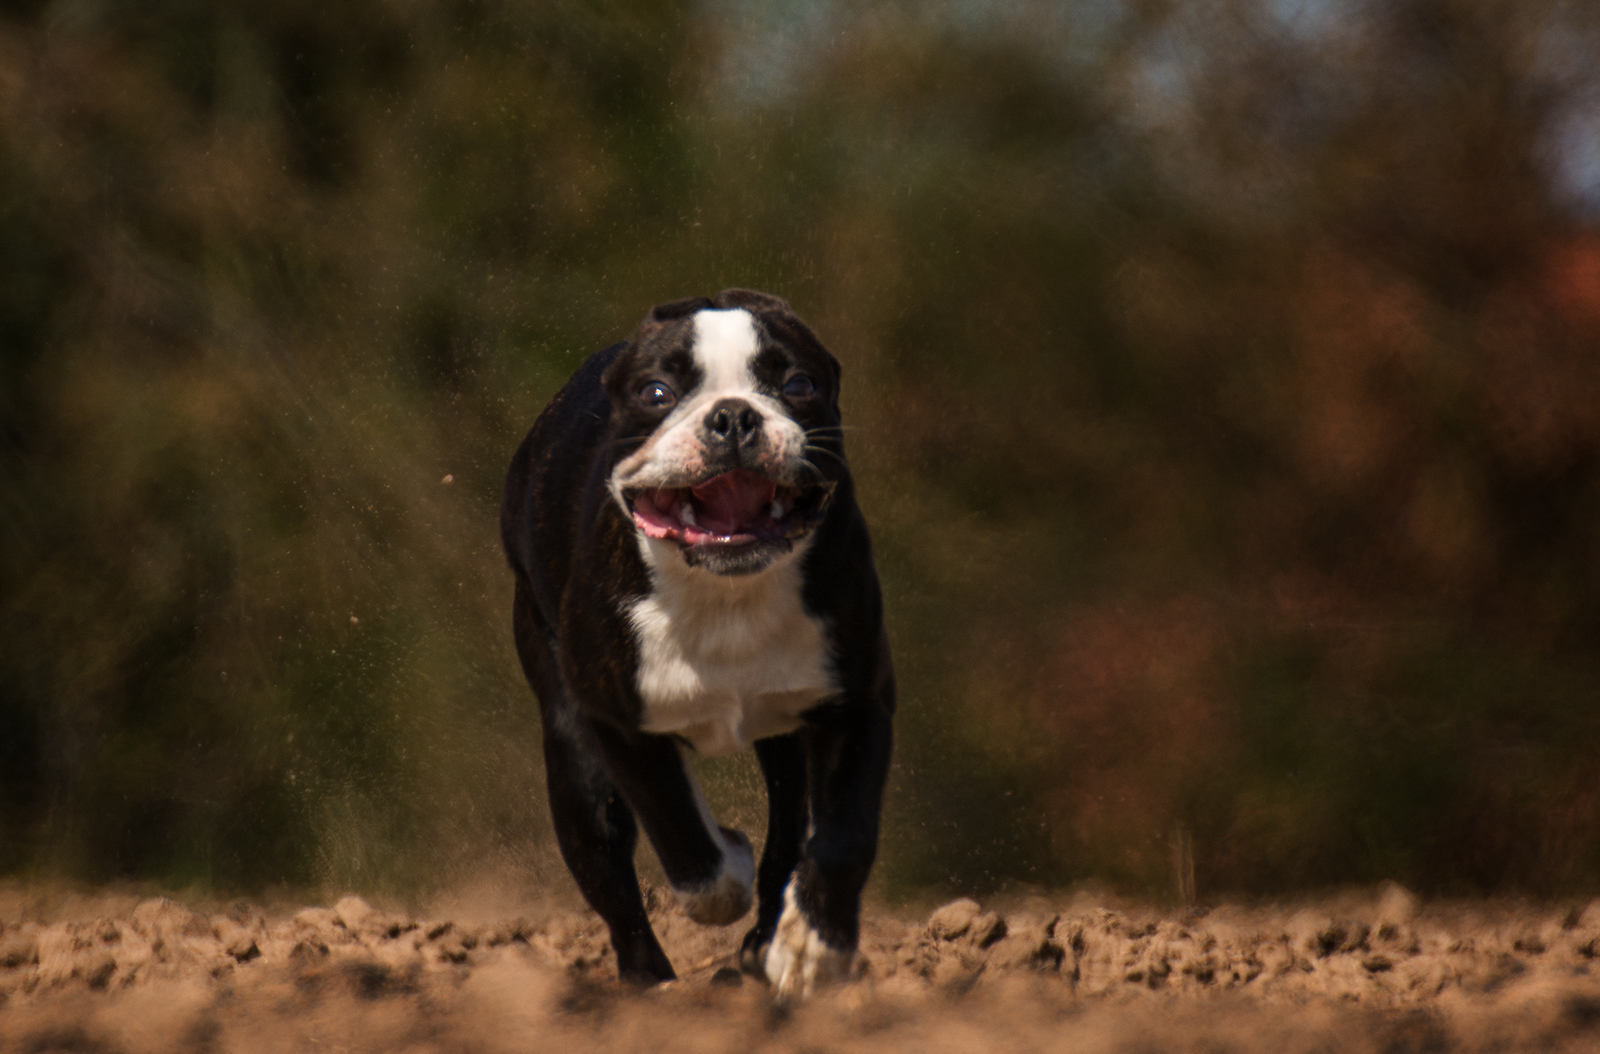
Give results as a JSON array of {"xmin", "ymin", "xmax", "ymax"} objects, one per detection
[{"xmin": 3, "ymin": 884, "xmax": 1598, "ymax": 1053}]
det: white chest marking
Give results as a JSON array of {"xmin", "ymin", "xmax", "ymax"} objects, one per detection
[{"xmin": 628, "ymin": 537, "xmax": 836, "ymax": 756}]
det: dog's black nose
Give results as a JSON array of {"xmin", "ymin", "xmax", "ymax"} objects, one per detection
[{"xmin": 704, "ymin": 398, "xmax": 763, "ymax": 446}]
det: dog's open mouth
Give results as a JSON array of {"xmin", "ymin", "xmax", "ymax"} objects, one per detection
[{"xmin": 627, "ymin": 469, "xmax": 834, "ymax": 548}]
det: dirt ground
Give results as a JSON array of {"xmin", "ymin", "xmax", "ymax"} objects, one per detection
[{"xmin": 2, "ymin": 883, "xmax": 1598, "ymax": 1053}]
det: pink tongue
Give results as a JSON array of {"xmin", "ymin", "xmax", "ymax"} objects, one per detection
[{"xmin": 690, "ymin": 470, "xmax": 775, "ymax": 535}]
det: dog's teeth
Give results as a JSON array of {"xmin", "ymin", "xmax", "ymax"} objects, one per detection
[
  {"xmin": 771, "ymin": 499, "xmax": 785, "ymax": 519},
  {"xmin": 680, "ymin": 503, "xmax": 697, "ymax": 526}
]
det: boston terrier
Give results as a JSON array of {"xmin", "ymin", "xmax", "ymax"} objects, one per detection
[{"xmin": 500, "ymin": 289, "xmax": 895, "ymax": 998}]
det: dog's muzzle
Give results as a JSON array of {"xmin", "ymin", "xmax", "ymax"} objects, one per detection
[{"xmin": 625, "ymin": 469, "xmax": 835, "ymax": 550}]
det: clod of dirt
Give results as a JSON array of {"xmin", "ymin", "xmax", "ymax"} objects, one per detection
[
  {"xmin": 289, "ymin": 907, "xmax": 348, "ymax": 938},
  {"xmin": 1284, "ymin": 911, "xmax": 1372, "ymax": 959},
  {"xmin": 927, "ymin": 899, "xmax": 981, "ymax": 941},
  {"xmin": 436, "ymin": 937, "xmax": 473, "ymax": 965},
  {"xmin": 82, "ymin": 952, "xmax": 116, "ymax": 989},
  {"xmin": 971, "ymin": 912, "xmax": 1007, "ymax": 948},
  {"xmin": 1514, "ymin": 933, "xmax": 1547, "ymax": 955},
  {"xmin": 0, "ymin": 925, "xmax": 40, "ymax": 969},
  {"xmin": 981, "ymin": 914, "xmax": 1063, "ymax": 973},
  {"xmin": 333, "ymin": 895, "xmax": 414, "ymax": 944},
  {"xmin": 213, "ymin": 918, "xmax": 259, "ymax": 963},
  {"xmin": 131, "ymin": 898, "xmax": 212, "ymax": 941},
  {"xmin": 335, "ymin": 895, "xmax": 378, "ymax": 933},
  {"xmin": 1376, "ymin": 883, "xmax": 1419, "ymax": 928},
  {"xmin": 1316, "ymin": 919, "xmax": 1371, "ymax": 957}
]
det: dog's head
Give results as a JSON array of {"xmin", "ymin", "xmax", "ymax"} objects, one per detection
[{"xmin": 604, "ymin": 289, "xmax": 845, "ymax": 577}]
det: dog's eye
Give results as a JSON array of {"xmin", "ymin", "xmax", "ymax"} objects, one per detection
[
  {"xmin": 638, "ymin": 381, "xmax": 676, "ymax": 409},
  {"xmin": 782, "ymin": 373, "xmax": 816, "ymax": 400}
]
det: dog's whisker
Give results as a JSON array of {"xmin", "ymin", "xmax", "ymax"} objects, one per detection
[{"xmin": 803, "ymin": 445, "xmax": 848, "ymax": 467}]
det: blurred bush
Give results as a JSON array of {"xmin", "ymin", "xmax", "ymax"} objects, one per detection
[{"xmin": 2, "ymin": 0, "xmax": 1598, "ymax": 901}]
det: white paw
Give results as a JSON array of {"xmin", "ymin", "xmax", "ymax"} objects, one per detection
[
  {"xmin": 674, "ymin": 828, "xmax": 754, "ymax": 926},
  {"xmin": 763, "ymin": 881, "xmax": 854, "ymax": 1000}
]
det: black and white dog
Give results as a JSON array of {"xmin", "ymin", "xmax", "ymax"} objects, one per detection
[{"xmin": 500, "ymin": 289, "xmax": 894, "ymax": 997}]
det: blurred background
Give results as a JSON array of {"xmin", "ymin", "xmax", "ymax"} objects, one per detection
[{"xmin": 3, "ymin": 0, "xmax": 1599, "ymax": 907}]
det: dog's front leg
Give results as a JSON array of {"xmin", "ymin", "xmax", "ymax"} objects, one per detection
[
  {"xmin": 585, "ymin": 718, "xmax": 756, "ymax": 928},
  {"xmin": 765, "ymin": 700, "xmax": 893, "ymax": 999},
  {"xmin": 739, "ymin": 733, "xmax": 809, "ymax": 975}
]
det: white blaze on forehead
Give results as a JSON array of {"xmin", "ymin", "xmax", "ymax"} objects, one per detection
[{"xmin": 692, "ymin": 309, "xmax": 760, "ymax": 394}]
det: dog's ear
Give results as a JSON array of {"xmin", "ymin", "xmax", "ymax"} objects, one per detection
[
  {"xmin": 712, "ymin": 288, "xmax": 792, "ymax": 314},
  {"xmin": 599, "ymin": 348, "xmax": 630, "ymax": 403},
  {"xmin": 792, "ymin": 321, "xmax": 842, "ymax": 408},
  {"xmin": 649, "ymin": 296, "xmax": 715, "ymax": 321}
]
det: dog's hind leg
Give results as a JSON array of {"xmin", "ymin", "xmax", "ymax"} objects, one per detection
[
  {"xmin": 739, "ymin": 733, "xmax": 808, "ymax": 975},
  {"xmin": 515, "ymin": 584, "xmax": 674, "ymax": 984}
]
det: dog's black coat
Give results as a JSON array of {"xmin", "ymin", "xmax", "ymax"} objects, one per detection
[{"xmin": 500, "ymin": 289, "xmax": 894, "ymax": 988}]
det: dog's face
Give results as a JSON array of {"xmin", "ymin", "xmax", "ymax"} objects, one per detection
[{"xmin": 604, "ymin": 290, "xmax": 844, "ymax": 577}]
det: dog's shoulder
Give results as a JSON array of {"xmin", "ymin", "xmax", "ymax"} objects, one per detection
[{"xmin": 501, "ymin": 341, "xmax": 630, "ymax": 604}]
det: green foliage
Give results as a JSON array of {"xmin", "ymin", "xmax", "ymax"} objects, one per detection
[{"xmin": 2, "ymin": 0, "xmax": 1599, "ymax": 902}]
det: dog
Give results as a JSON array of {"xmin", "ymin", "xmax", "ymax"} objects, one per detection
[{"xmin": 500, "ymin": 289, "xmax": 895, "ymax": 997}]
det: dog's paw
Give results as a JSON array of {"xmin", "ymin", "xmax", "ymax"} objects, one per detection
[
  {"xmin": 738, "ymin": 928, "xmax": 770, "ymax": 976},
  {"xmin": 763, "ymin": 882, "xmax": 854, "ymax": 1000},
  {"xmin": 675, "ymin": 827, "xmax": 754, "ymax": 926}
]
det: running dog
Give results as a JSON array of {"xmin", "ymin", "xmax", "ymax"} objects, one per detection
[{"xmin": 501, "ymin": 289, "xmax": 894, "ymax": 998}]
